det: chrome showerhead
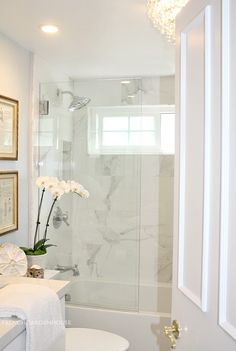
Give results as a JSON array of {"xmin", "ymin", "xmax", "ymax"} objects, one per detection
[
  {"xmin": 68, "ymin": 96, "xmax": 91, "ymax": 111},
  {"xmin": 58, "ymin": 90, "xmax": 90, "ymax": 111}
]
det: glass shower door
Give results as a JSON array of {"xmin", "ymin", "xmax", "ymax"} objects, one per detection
[
  {"xmin": 70, "ymin": 79, "xmax": 142, "ymax": 311},
  {"xmin": 39, "ymin": 79, "xmax": 142, "ymax": 311}
]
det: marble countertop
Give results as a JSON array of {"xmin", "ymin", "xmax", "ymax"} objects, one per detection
[
  {"xmin": 0, "ymin": 276, "xmax": 70, "ymax": 299},
  {"xmin": 0, "ymin": 272, "xmax": 70, "ymax": 350}
]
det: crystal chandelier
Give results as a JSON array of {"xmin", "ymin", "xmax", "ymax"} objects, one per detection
[{"xmin": 147, "ymin": 0, "xmax": 189, "ymax": 42}]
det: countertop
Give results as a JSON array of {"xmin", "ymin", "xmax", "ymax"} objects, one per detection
[{"xmin": 0, "ymin": 273, "xmax": 70, "ymax": 350}]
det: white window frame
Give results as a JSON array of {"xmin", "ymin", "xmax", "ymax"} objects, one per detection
[{"xmin": 88, "ymin": 105, "xmax": 175, "ymax": 155}]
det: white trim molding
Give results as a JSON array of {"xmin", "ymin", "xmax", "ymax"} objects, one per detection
[
  {"xmin": 178, "ymin": 6, "xmax": 212, "ymax": 312},
  {"xmin": 219, "ymin": 0, "xmax": 236, "ymax": 340}
]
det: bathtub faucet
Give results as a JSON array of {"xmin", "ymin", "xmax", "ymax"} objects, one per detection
[{"xmin": 55, "ymin": 264, "xmax": 80, "ymax": 276}]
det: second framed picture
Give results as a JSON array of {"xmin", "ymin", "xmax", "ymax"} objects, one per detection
[
  {"xmin": 0, "ymin": 171, "xmax": 18, "ymax": 235},
  {"xmin": 0, "ymin": 95, "xmax": 19, "ymax": 160}
]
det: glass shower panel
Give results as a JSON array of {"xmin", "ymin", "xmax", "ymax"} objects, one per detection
[
  {"xmin": 38, "ymin": 82, "xmax": 74, "ymax": 270},
  {"xmin": 39, "ymin": 79, "xmax": 142, "ymax": 311},
  {"xmin": 70, "ymin": 79, "xmax": 142, "ymax": 311}
]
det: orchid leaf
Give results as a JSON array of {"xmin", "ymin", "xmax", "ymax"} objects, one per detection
[
  {"xmin": 34, "ymin": 238, "xmax": 49, "ymax": 251},
  {"xmin": 43, "ymin": 244, "xmax": 57, "ymax": 249}
]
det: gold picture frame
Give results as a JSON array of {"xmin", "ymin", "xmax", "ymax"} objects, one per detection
[
  {"xmin": 0, "ymin": 171, "xmax": 18, "ymax": 235},
  {"xmin": 0, "ymin": 95, "xmax": 19, "ymax": 160}
]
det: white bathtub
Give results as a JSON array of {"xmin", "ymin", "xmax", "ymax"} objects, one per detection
[
  {"xmin": 63, "ymin": 279, "xmax": 171, "ymax": 351},
  {"xmin": 65, "ymin": 279, "xmax": 171, "ymax": 313}
]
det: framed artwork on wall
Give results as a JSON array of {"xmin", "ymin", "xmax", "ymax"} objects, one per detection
[
  {"xmin": 0, "ymin": 95, "xmax": 19, "ymax": 160},
  {"xmin": 0, "ymin": 171, "xmax": 18, "ymax": 235}
]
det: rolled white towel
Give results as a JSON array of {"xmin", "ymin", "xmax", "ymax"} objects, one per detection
[{"xmin": 0, "ymin": 283, "xmax": 65, "ymax": 351}]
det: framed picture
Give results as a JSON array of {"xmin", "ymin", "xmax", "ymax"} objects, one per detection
[
  {"xmin": 0, "ymin": 95, "xmax": 19, "ymax": 160},
  {"xmin": 0, "ymin": 171, "xmax": 18, "ymax": 235}
]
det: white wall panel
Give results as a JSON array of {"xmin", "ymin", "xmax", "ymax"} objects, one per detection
[
  {"xmin": 219, "ymin": 0, "xmax": 236, "ymax": 339},
  {"xmin": 178, "ymin": 7, "xmax": 211, "ymax": 311}
]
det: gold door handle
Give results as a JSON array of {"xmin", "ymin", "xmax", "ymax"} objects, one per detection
[{"xmin": 164, "ymin": 320, "xmax": 180, "ymax": 349}]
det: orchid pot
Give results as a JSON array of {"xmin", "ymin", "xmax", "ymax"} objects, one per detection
[{"xmin": 26, "ymin": 252, "xmax": 48, "ymax": 270}]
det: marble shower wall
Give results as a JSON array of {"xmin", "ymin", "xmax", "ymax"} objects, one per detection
[
  {"xmin": 71, "ymin": 138, "xmax": 174, "ymax": 287},
  {"xmin": 70, "ymin": 99, "xmax": 142, "ymax": 304},
  {"xmin": 70, "ymin": 77, "xmax": 174, "ymax": 311},
  {"xmin": 140, "ymin": 155, "xmax": 174, "ymax": 286}
]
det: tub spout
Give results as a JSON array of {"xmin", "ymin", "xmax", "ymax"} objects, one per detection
[{"xmin": 55, "ymin": 264, "xmax": 80, "ymax": 276}]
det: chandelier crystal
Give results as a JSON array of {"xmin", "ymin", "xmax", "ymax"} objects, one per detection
[{"xmin": 147, "ymin": 0, "xmax": 189, "ymax": 42}]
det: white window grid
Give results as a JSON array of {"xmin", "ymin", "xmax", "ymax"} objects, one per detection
[{"xmin": 88, "ymin": 105, "xmax": 175, "ymax": 155}]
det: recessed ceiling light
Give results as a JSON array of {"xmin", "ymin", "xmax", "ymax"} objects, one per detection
[
  {"xmin": 121, "ymin": 80, "xmax": 131, "ymax": 85},
  {"xmin": 128, "ymin": 95, "xmax": 135, "ymax": 98},
  {"xmin": 41, "ymin": 25, "xmax": 59, "ymax": 34}
]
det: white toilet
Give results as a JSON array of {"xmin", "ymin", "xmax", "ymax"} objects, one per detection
[{"xmin": 66, "ymin": 328, "xmax": 130, "ymax": 351}]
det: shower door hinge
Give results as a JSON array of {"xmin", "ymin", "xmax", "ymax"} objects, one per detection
[{"xmin": 39, "ymin": 100, "xmax": 49, "ymax": 115}]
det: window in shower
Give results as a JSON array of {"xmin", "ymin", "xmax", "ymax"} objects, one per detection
[
  {"xmin": 88, "ymin": 105, "xmax": 175, "ymax": 155},
  {"xmin": 102, "ymin": 116, "xmax": 156, "ymax": 146}
]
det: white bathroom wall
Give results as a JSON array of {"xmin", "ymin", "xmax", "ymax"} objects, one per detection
[
  {"xmin": 0, "ymin": 30, "xmax": 70, "ymax": 248},
  {"xmin": 160, "ymin": 76, "xmax": 175, "ymax": 104},
  {"xmin": 0, "ymin": 32, "xmax": 31, "ymax": 247}
]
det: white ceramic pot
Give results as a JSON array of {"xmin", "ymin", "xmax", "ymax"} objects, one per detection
[{"xmin": 27, "ymin": 253, "xmax": 48, "ymax": 269}]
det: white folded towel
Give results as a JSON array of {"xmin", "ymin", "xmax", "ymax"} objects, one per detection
[{"xmin": 0, "ymin": 283, "xmax": 65, "ymax": 351}]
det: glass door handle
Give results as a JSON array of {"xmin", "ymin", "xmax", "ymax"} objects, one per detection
[{"xmin": 164, "ymin": 320, "xmax": 180, "ymax": 349}]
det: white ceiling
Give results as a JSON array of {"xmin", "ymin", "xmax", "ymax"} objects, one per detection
[{"xmin": 0, "ymin": 0, "xmax": 175, "ymax": 79}]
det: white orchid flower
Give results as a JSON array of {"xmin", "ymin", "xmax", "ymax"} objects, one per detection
[
  {"xmin": 45, "ymin": 180, "xmax": 59, "ymax": 190},
  {"xmin": 60, "ymin": 180, "xmax": 71, "ymax": 193},
  {"xmin": 36, "ymin": 176, "xmax": 50, "ymax": 188},
  {"xmin": 36, "ymin": 176, "xmax": 59, "ymax": 189},
  {"xmin": 49, "ymin": 186, "xmax": 64, "ymax": 199},
  {"xmin": 78, "ymin": 189, "xmax": 90, "ymax": 198},
  {"xmin": 37, "ymin": 177, "xmax": 89, "ymax": 199},
  {"xmin": 67, "ymin": 180, "xmax": 80, "ymax": 192},
  {"xmin": 67, "ymin": 180, "xmax": 89, "ymax": 198},
  {"xmin": 74, "ymin": 184, "xmax": 84, "ymax": 193}
]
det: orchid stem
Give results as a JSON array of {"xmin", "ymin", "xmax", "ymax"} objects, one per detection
[
  {"xmin": 43, "ymin": 197, "xmax": 58, "ymax": 240},
  {"xmin": 33, "ymin": 188, "xmax": 45, "ymax": 249}
]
